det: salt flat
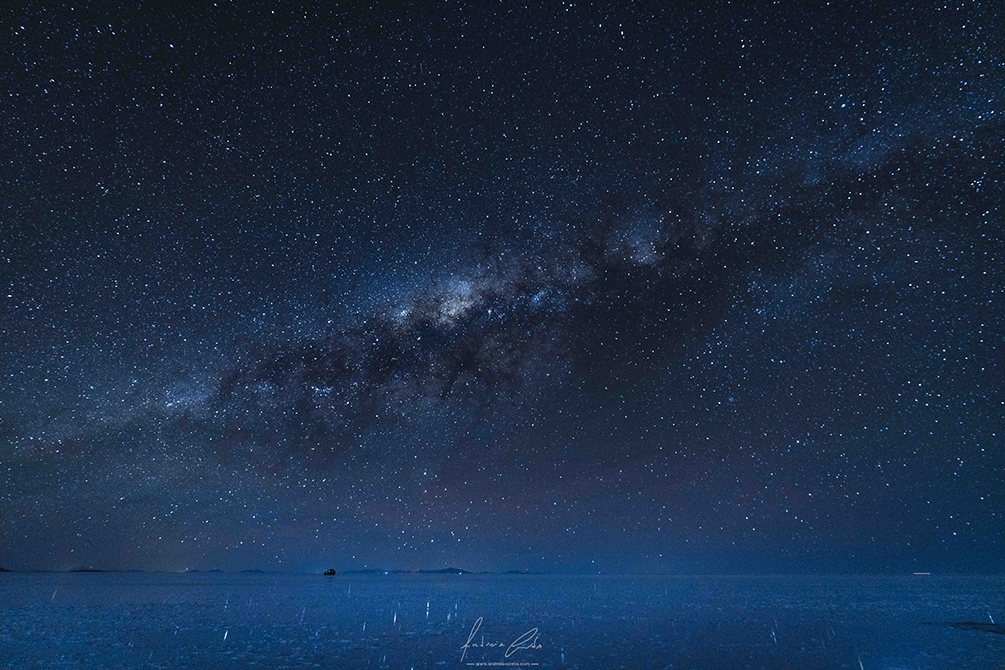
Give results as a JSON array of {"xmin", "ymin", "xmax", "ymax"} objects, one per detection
[{"xmin": 1, "ymin": 572, "xmax": 1003, "ymax": 669}]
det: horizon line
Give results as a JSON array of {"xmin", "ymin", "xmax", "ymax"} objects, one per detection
[{"xmin": 2, "ymin": 567, "xmax": 999, "ymax": 577}]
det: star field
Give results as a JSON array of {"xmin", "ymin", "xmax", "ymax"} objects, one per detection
[{"xmin": 1, "ymin": 0, "xmax": 1003, "ymax": 574}]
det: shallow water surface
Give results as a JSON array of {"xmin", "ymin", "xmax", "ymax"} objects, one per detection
[{"xmin": 1, "ymin": 573, "xmax": 1003, "ymax": 669}]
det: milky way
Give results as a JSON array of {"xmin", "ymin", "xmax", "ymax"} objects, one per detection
[{"xmin": 2, "ymin": 1, "xmax": 1003, "ymax": 574}]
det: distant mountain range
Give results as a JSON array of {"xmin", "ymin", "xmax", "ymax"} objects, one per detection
[
  {"xmin": 0, "ymin": 566, "xmax": 542, "ymax": 575},
  {"xmin": 339, "ymin": 567, "xmax": 541, "ymax": 575},
  {"xmin": 342, "ymin": 567, "xmax": 472, "ymax": 574}
]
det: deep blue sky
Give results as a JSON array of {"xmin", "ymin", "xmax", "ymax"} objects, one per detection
[{"xmin": 2, "ymin": 0, "xmax": 1003, "ymax": 574}]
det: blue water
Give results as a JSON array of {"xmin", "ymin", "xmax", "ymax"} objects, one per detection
[{"xmin": 1, "ymin": 573, "xmax": 1003, "ymax": 669}]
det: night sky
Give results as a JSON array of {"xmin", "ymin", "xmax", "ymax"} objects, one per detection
[{"xmin": 2, "ymin": 0, "xmax": 1003, "ymax": 575}]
